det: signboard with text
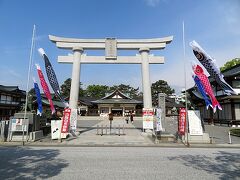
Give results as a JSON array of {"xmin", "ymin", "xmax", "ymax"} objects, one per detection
[
  {"xmin": 51, "ymin": 120, "xmax": 62, "ymax": 140},
  {"xmin": 178, "ymin": 108, "xmax": 186, "ymax": 135},
  {"xmin": 61, "ymin": 108, "xmax": 71, "ymax": 133},
  {"xmin": 188, "ymin": 110, "xmax": 203, "ymax": 135},
  {"xmin": 143, "ymin": 108, "xmax": 154, "ymax": 130},
  {"xmin": 156, "ymin": 108, "xmax": 163, "ymax": 132},
  {"xmin": 70, "ymin": 109, "xmax": 78, "ymax": 132},
  {"xmin": 11, "ymin": 118, "xmax": 29, "ymax": 132}
]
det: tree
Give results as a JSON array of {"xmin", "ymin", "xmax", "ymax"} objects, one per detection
[
  {"xmin": 60, "ymin": 78, "xmax": 71, "ymax": 98},
  {"xmin": 220, "ymin": 58, "xmax": 240, "ymax": 72},
  {"xmin": 151, "ymin": 80, "xmax": 175, "ymax": 106},
  {"xmin": 109, "ymin": 84, "xmax": 141, "ymax": 98},
  {"xmin": 60, "ymin": 78, "xmax": 84, "ymax": 99},
  {"xmin": 85, "ymin": 85, "xmax": 110, "ymax": 98}
]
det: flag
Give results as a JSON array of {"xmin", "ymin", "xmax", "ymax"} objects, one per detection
[
  {"xmin": 38, "ymin": 48, "xmax": 69, "ymax": 107},
  {"xmin": 33, "ymin": 78, "xmax": 43, "ymax": 116},
  {"xmin": 193, "ymin": 64, "xmax": 222, "ymax": 112},
  {"xmin": 192, "ymin": 74, "xmax": 212, "ymax": 110},
  {"xmin": 190, "ymin": 40, "xmax": 237, "ymax": 95},
  {"xmin": 36, "ymin": 64, "xmax": 55, "ymax": 114}
]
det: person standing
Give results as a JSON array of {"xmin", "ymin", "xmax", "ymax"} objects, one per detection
[{"xmin": 130, "ymin": 111, "xmax": 134, "ymax": 124}]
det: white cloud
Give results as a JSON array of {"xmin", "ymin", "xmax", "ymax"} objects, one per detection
[
  {"xmin": 0, "ymin": 66, "xmax": 26, "ymax": 88},
  {"xmin": 144, "ymin": 0, "xmax": 162, "ymax": 7},
  {"xmin": 218, "ymin": 1, "xmax": 240, "ymax": 35},
  {"xmin": 0, "ymin": 66, "xmax": 17, "ymax": 76},
  {"xmin": 35, "ymin": 34, "xmax": 47, "ymax": 41},
  {"xmin": 150, "ymin": 62, "xmax": 194, "ymax": 94},
  {"xmin": 8, "ymin": 70, "xmax": 22, "ymax": 78}
]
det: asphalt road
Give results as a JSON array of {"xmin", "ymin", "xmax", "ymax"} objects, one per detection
[{"xmin": 0, "ymin": 147, "xmax": 239, "ymax": 180}]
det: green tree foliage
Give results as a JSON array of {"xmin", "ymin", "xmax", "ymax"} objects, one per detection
[
  {"xmin": 28, "ymin": 88, "xmax": 36, "ymax": 96},
  {"xmin": 60, "ymin": 78, "xmax": 71, "ymax": 98},
  {"xmin": 151, "ymin": 80, "xmax": 175, "ymax": 106},
  {"xmin": 26, "ymin": 88, "xmax": 36, "ymax": 111},
  {"xmin": 60, "ymin": 79, "xmax": 174, "ymax": 102},
  {"xmin": 220, "ymin": 58, "xmax": 240, "ymax": 72},
  {"xmin": 60, "ymin": 78, "xmax": 84, "ymax": 98},
  {"xmin": 85, "ymin": 85, "xmax": 110, "ymax": 98},
  {"xmin": 109, "ymin": 84, "xmax": 141, "ymax": 98}
]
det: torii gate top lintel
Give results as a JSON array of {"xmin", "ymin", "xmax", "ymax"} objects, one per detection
[
  {"xmin": 49, "ymin": 35, "xmax": 173, "ymax": 44},
  {"xmin": 49, "ymin": 35, "xmax": 173, "ymax": 51}
]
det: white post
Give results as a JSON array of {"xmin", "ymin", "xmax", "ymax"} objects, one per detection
[
  {"xmin": 228, "ymin": 131, "xmax": 232, "ymax": 144},
  {"xmin": 140, "ymin": 48, "xmax": 152, "ymax": 108},
  {"xmin": 69, "ymin": 47, "xmax": 83, "ymax": 109},
  {"xmin": 182, "ymin": 21, "xmax": 189, "ymax": 146},
  {"xmin": 123, "ymin": 106, "xmax": 125, "ymax": 117}
]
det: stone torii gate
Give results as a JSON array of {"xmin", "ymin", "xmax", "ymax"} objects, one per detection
[{"xmin": 49, "ymin": 35, "xmax": 173, "ymax": 110}]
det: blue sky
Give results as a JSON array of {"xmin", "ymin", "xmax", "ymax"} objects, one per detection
[{"xmin": 0, "ymin": 0, "xmax": 239, "ymax": 94}]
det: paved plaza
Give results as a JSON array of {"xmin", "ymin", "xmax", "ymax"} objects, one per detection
[{"xmin": 1, "ymin": 116, "xmax": 239, "ymax": 148}]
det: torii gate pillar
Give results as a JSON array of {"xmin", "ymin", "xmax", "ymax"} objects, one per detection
[
  {"xmin": 139, "ymin": 48, "xmax": 152, "ymax": 108},
  {"xmin": 69, "ymin": 47, "xmax": 83, "ymax": 109}
]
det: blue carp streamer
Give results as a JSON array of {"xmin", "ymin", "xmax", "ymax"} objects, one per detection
[{"xmin": 33, "ymin": 79, "xmax": 43, "ymax": 116}]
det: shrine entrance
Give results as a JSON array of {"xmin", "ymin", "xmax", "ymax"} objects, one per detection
[{"xmin": 49, "ymin": 35, "xmax": 173, "ymax": 109}]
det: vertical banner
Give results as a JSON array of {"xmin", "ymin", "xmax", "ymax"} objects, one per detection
[
  {"xmin": 178, "ymin": 108, "xmax": 186, "ymax": 135},
  {"xmin": 156, "ymin": 108, "xmax": 163, "ymax": 132},
  {"xmin": 143, "ymin": 108, "xmax": 154, "ymax": 130},
  {"xmin": 38, "ymin": 48, "xmax": 69, "ymax": 107},
  {"xmin": 33, "ymin": 79, "xmax": 43, "ymax": 116},
  {"xmin": 61, "ymin": 108, "xmax": 71, "ymax": 133},
  {"xmin": 36, "ymin": 64, "xmax": 55, "ymax": 114},
  {"xmin": 70, "ymin": 109, "xmax": 78, "ymax": 132}
]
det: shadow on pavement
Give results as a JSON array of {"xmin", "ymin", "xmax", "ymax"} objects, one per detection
[
  {"xmin": 78, "ymin": 127, "xmax": 96, "ymax": 134},
  {"xmin": 0, "ymin": 147, "xmax": 68, "ymax": 179},
  {"xmin": 168, "ymin": 151, "xmax": 240, "ymax": 179}
]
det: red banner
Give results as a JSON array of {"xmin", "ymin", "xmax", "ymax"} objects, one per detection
[
  {"xmin": 178, "ymin": 108, "xmax": 186, "ymax": 135},
  {"xmin": 36, "ymin": 64, "xmax": 55, "ymax": 114},
  {"xmin": 61, "ymin": 108, "xmax": 71, "ymax": 133},
  {"xmin": 142, "ymin": 108, "xmax": 154, "ymax": 116}
]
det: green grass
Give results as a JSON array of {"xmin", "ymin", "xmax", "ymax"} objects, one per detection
[{"xmin": 230, "ymin": 128, "xmax": 240, "ymax": 137}]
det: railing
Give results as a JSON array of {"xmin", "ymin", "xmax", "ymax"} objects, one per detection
[{"xmin": 96, "ymin": 125, "xmax": 125, "ymax": 136}]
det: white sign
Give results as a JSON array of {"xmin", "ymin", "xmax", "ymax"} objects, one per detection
[
  {"xmin": 70, "ymin": 109, "xmax": 78, "ymax": 132},
  {"xmin": 188, "ymin": 110, "xmax": 203, "ymax": 135},
  {"xmin": 156, "ymin": 108, "xmax": 163, "ymax": 131},
  {"xmin": 51, "ymin": 120, "xmax": 62, "ymax": 140},
  {"xmin": 51, "ymin": 119, "xmax": 67, "ymax": 139},
  {"xmin": 143, "ymin": 108, "xmax": 154, "ymax": 130},
  {"xmin": 11, "ymin": 118, "xmax": 28, "ymax": 132}
]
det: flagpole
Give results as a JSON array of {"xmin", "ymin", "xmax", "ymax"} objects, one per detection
[
  {"xmin": 22, "ymin": 25, "xmax": 36, "ymax": 145},
  {"xmin": 182, "ymin": 21, "xmax": 189, "ymax": 146}
]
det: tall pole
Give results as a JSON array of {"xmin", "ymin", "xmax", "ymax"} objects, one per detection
[
  {"xmin": 182, "ymin": 21, "xmax": 189, "ymax": 146},
  {"xmin": 22, "ymin": 25, "xmax": 36, "ymax": 145}
]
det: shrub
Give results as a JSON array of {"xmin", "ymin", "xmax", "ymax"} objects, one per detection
[{"xmin": 230, "ymin": 128, "xmax": 240, "ymax": 137}]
